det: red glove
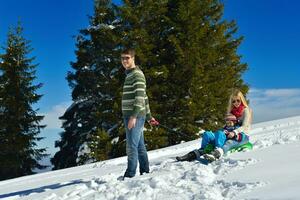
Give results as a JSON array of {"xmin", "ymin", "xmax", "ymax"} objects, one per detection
[{"xmin": 149, "ymin": 118, "xmax": 159, "ymax": 126}]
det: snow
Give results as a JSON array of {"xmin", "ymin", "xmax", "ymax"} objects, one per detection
[
  {"xmin": 109, "ymin": 67, "xmax": 119, "ymax": 78},
  {"xmin": 1, "ymin": 116, "xmax": 300, "ymax": 200},
  {"xmin": 87, "ymin": 24, "xmax": 115, "ymax": 31},
  {"xmin": 154, "ymin": 71, "xmax": 164, "ymax": 76},
  {"xmin": 111, "ymin": 137, "xmax": 119, "ymax": 144},
  {"xmin": 77, "ymin": 142, "xmax": 91, "ymax": 160}
]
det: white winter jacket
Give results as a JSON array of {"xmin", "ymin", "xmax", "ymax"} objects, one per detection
[{"xmin": 233, "ymin": 107, "xmax": 252, "ymax": 135}]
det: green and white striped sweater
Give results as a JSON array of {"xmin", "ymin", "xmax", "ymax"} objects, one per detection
[{"xmin": 122, "ymin": 66, "xmax": 151, "ymax": 120}]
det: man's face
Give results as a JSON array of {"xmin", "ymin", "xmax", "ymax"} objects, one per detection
[{"xmin": 121, "ymin": 53, "xmax": 134, "ymax": 69}]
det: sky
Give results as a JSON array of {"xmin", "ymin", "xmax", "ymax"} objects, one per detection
[{"xmin": 1, "ymin": 0, "xmax": 300, "ymax": 156}]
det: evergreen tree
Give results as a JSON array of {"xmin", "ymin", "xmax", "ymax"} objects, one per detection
[
  {"xmin": 89, "ymin": 128, "xmax": 112, "ymax": 161},
  {"xmin": 52, "ymin": 0, "xmax": 124, "ymax": 169},
  {"xmin": 118, "ymin": 0, "xmax": 171, "ymax": 150},
  {"xmin": 119, "ymin": 0, "xmax": 248, "ymax": 145},
  {"xmin": 0, "ymin": 23, "xmax": 47, "ymax": 180},
  {"xmin": 53, "ymin": 0, "xmax": 249, "ymax": 169}
]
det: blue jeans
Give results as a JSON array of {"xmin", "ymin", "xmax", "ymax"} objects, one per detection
[
  {"xmin": 124, "ymin": 116, "xmax": 149, "ymax": 177},
  {"xmin": 200, "ymin": 130, "xmax": 249, "ymax": 154}
]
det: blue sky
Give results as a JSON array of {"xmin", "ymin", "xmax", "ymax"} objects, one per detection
[
  {"xmin": 223, "ymin": 0, "xmax": 300, "ymax": 88},
  {"xmin": 1, "ymin": 0, "xmax": 300, "ymax": 156}
]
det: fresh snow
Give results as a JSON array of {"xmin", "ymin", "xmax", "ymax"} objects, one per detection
[
  {"xmin": 1, "ymin": 116, "xmax": 300, "ymax": 200},
  {"xmin": 87, "ymin": 24, "xmax": 115, "ymax": 31}
]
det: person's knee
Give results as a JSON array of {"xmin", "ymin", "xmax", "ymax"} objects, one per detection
[
  {"xmin": 203, "ymin": 131, "xmax": 213, "ymax": 139},
  {"xmin": 138, "ymin": 146, "xmax": 147, "ymax": 154},
  {"xmin": 126, "ymin": 145, "xmax": 138, "ymax": 156},
  {"xmin": 126, "ymin": 138, "xmax": 139, "ymax": 148},
  {"xmin": 215, "ymin": 130, "xmax": 224, "ymax": 136},
  {"xmin": 215, "ymin": 130, "xmax": 226, "ymax": 140},
  {"xmin": 214, "ymin": 130, "xmax": 226, "ymax": 147}
]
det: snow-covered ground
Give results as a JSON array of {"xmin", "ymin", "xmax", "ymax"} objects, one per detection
[{"xmin": 1, "ymin": 116, "xmax": 300, "ymax": 200}]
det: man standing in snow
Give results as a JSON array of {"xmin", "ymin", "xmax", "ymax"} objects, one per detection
[{"xmin": 120, "ymin": 48, "xmax": 158, "ymax": 179}]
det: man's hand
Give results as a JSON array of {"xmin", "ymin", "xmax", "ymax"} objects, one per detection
[
  {"xmin": 128, "ymin": 117, "xmax": 137, "ymax": 130},
  {"xmin": 149, "ymin": 118, "xmax": 159, "ymax": 126}
]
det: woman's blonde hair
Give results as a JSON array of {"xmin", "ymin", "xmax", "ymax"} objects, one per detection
[{"xmin": 227, "ymin": 89, "xmax": 248, "ymax": 113}]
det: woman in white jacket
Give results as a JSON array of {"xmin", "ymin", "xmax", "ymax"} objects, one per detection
[
  {"xmin": 203, "ymin": 89, "xmax": 252, "ymax": 161},
  {"xmin": 176, "ymin": 89, "xmax": 252, "ymax": 162}
]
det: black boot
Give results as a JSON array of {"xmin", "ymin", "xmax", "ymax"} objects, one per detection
[
  {"xmin": 140, "ymin": 171, "xmax": 149, "ymax": 176},
  {"xmin": 195, "ymin": 149, "xmax": 205, "ymax": 157},
  {"xmin": 176, "ymin": 151, "xmax": 196, "ymax": 162}
]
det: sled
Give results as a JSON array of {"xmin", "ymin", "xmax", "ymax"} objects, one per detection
[
  {"xmin": 204, "ymin": 141, "xmax": 253, "ymax": 154},
  {"xmin": 228, "ymin": 141, "xmax": 253, "ymax": 153}
]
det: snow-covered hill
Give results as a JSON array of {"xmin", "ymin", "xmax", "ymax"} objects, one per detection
[{"xmin": 1, "ymin": 116, "xmax": 300, "ymax": 200}]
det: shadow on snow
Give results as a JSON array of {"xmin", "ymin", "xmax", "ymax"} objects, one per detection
[{"xmin": 0, "ymin": 179, "xmax": 87, "ymax": 199}]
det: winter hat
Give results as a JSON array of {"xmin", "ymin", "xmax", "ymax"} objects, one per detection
[{"xmin": 225, "ymin": 113, "xmax": 237, "ymax": 122}]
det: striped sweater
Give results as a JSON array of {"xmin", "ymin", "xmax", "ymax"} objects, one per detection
[{"xmin": 122, "ymin": 66, "xmax": 151, "ymax": 120}]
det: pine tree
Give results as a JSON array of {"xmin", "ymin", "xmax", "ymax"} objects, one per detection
[
  {"xmin": 53, "ymin": 0, "xmax": 249, "ymax": 168},
  {"xmin": 51, "ymin": 0, "xmax": 124, "ymax": 169},
  {"xmin": 89, "ymin": 128, "xmax": 112, "ymax": 161},
  {"xmin": 166, "ymin": 0, "xmax": 249, "ymax": 132},
  {"xmin": 119, "ymin": 0, "xmax": 248, "ymax": 146},
  {"xmin": 117, "ymin": 0, "xmax": 171, "ymax": 150},
  {"xmin": 0, "ymin": 23, "xmax": 47, "ymax": 180}
]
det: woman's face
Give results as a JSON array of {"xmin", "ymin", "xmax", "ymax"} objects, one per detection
[{"xmin": 232, "ymin": 96, "xmax": 241, "ymax": 108}]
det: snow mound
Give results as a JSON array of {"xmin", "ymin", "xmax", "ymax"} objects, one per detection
[{"xmin": 1, "ymin": 115, "xmax": 300, "ymax": 200}]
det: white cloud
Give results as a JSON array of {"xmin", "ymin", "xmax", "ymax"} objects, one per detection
[
  {"xmin": 264, "ymin": 89, "xmax": 300, "ymax": 97},
  {"xmin": 248, "ymin": 88, "xmax": 300, "ymax": 123},
  {"xmin": 41, "ymin": 101, "xmax": 71, "ymax": 129}
]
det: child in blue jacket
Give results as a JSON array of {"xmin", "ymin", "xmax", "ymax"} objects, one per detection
[{"xmin": 176, "ymin": 114, "xmax": 243, "ymax": 162}]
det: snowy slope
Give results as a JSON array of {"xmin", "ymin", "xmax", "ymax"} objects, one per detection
[{"xmin": 1, "ymin": 116, "xmax": 300, "ymax": 200}]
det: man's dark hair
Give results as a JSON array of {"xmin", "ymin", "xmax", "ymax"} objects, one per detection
[{"xmin": 121, "ymin": 48, "xmax": 135, "ymax": 57}]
